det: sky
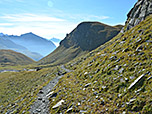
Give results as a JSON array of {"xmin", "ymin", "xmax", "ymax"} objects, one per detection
[{"xmin": 0, "ymin": 0, "xmax": 137, "ymax": 40}]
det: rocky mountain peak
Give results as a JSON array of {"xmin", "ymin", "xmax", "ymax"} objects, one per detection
[
  {"xmin": 122, "ymin": 0, "xmax": 152, "ymax": 32},
  {"xmin": 60, "ymin": 22, "xmax": 122, "ymax": 51}
]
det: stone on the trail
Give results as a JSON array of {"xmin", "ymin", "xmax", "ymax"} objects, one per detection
[
  {"xmin": 42, "ymin": 99, "xmax": 45, "ymax": 103},
  {"xmin": 38, "ymin": 97, "xmax": 42, "ymax": 100},
  {"xmin": 46, "ymin": 91, "xmax": 54, "ymax": 97},
  {"xmin": 52, "ymin": 100, "xmax": 64, "ymax": 109},
  {"xmin": 36, "ymin": 109, "xmax": 41, "ymax": 112},
  {"xmin": 128, "ymin": 74, "xmax": 145, "ymax": 90},
  {"xmin": 39, "ymin": 90, "xmax": 44, "ymax": 94},
  {"xmin": 50, "ymin": 92, "xmax": 58, "ymax": 98}
]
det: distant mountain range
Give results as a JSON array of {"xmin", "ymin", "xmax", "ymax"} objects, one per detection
[
  {"xmin": 0, "ymin": 33, "xmax": 8, "ymax": 36},
  {"xmin": 38, "ymin": 22, "xmax": 123, "ymax": 65},
  {"xmin": 0, "ymin": 32, "xmax": 56, "ymax": 61}
]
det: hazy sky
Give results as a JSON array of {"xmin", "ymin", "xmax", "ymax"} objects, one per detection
[{"xmin": 0, "ymin": 0, "xmax": 137, "ymax": 39}]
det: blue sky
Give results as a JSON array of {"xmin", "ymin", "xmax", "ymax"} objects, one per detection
[{"xmin": 0, "ymin": 0, "xmax": 137, "ymax": 39}]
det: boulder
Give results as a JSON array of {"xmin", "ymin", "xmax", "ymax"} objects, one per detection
[
  {"xmin": 84, "ymin": 83, "xmax": 91, "ymax": 88},
  {"xmin": 52, "ymin": 100, "xmax": 65, "ymax": 109},
  {"xmin": 46, "ymin": 91, "xmax": 54, "ymax": 97},
  {"xmin": 66, "ymin": 107, "xmax": 73, "ymax": 113},
  {"xmin": 128, "ymin": 74, "xmax": 145, "ymax": 90}
]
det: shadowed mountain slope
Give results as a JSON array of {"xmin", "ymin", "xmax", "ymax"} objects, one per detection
[{"xmin": 39, "ymin": 22, "xmax": 122, "ymax": 65}]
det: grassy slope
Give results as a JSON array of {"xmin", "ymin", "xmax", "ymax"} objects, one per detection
[
  {"xmin": 0, "ymin": 66, "xmax": 64, "ymax": 113},
  {"xmin": 38, "ymin": 22, "xmax": 122, "ymax": 66},
  {"xmin": 0, "ymin": 50, "xmax": 34, "ymax": 67},
  {"xmin": 38, "ymin": 45, "xmax": 88, "ymax": 66},
  {"xmin": 49, "ymin": 15, "xmax": 152, "ymax": 113}
]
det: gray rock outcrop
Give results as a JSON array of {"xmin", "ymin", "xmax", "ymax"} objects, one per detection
[{"xmin": 122, "ymin": 0, "xmax": 152, "ymax": 32}]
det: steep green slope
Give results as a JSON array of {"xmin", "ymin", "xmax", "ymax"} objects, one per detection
[
  {"xmin": 0, "ymin": 50, "xmax": 34, "ymax": 66},
  {"xmin": 38, "ymin": 22, "xmax": 122, "ymax": 66},
  {"xmin": 49, "ymin": 15, "xmax": 152, "ymax": 113}
]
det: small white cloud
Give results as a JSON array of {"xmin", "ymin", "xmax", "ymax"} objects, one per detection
[
  {"xmin": 0, "ymin": 14, "xmax": 77, "ymax": 39},
  {"xmin": 77, "ymin": 15, "xmax": 110, "ymax": 21},
  {"xmin": 0, "ymin": 12, "xmax": 110, "ymax": 40},
  {"xmin": 1, "ymin": 13, "xmax": 65, "ymax": 22},
  {"xmin": 0, "ymin": 23, "xmax": 14, "ymax": 26}
]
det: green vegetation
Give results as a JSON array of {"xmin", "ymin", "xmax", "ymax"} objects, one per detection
[
  {"xmin": 38, "ymin": 22, "xmax": 122, "ymax": 66},
  {"xmin": 48, "ymin": 15, "xmax": 152, "ymax": 113},
  {"xmin": 0, "ymin": 66, "xmax": 62, "ymax": 113},
  {"xmin": 0, "ymin": 50, "xmax": 34, "ymax": 67}
]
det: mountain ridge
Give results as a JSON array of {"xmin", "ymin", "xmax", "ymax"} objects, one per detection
[
  {"xmin": 0, "ymin": 32, "xmax": 56, "ymax": 60},
  {"xmin": 39, "ymin": 22, "xmax": 123, "ymax": 65}
]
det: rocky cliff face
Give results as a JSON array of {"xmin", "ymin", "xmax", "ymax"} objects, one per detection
[{"xmin": 122, "ymin": 0, "xmax": 152, "ymax": 32}]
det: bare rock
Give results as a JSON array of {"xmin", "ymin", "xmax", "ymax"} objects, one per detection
[
  {"xmin": 122, "ymin": 0, "xmax": 152, "ymax": 32},
  {"xmin": 128, "ymin": 74, "xmax": 145, "ymax": 90},
  {"xmin": 52, "ymin": 100, "xmax": 65, "ymax": 109}
]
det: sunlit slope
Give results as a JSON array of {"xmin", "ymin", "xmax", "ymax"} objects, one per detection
[
  {"xmin": 0, "ymin": 66, "xmax": 61, "ymax": 113},
  {"xmin": 0, "ymin": 50, "xmax": 34, "ymax": 66},
  {"xmin": 49, "ymin": 15, "xmax": 152, "ymax": 113}
]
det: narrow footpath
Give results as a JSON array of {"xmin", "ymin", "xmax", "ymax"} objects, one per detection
[{"xmin": 29, "ymin": 65, "xmax": 71, "ymax": 114}]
